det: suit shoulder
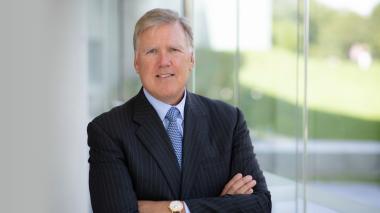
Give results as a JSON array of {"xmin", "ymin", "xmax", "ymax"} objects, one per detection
[{"xmin": 190, "ymin": 93, "xmax": 238, "ymax": 117}]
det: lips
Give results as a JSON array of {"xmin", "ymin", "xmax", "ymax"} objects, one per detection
[{"xmin": 156, "ymin": 73, "xmax": 174, "ymax": 78}]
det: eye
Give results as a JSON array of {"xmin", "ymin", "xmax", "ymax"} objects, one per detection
[
  {"xmin": 170, "ymin": 47, "xmax": 181, "ymax": 52},
  {"xmin": 146, "ymin": 48, "xmax": 157, "ymax": 55}
]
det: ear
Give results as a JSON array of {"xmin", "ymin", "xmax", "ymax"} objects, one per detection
[
  {"xmin": 134, "ymin": 54, "xmax": 140, "ymax": 73},
  {"xmin": 189, "ymin": 52, "xmax": 195, "ymax": 71}
]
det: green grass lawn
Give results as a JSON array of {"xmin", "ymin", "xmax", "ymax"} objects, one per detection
[
  {"xmin": 239, "ymin": 48, "xmax": 380, "ymax": 121},
  {"xmin": 195, "ymin": 48, "xmax": 380, "ymax": 140}
]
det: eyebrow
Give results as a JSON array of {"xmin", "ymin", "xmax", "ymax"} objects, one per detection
[
  {"xmin": 142, "ymin": 47, "xmax": 157, "ymax": 52},
  {"xmin": 171, "ymin": 44, "xmax": 186, "ymax": 50},
  {"xmin": 142, "ymin": 45, "xmax": 188, "ymax": 52}
]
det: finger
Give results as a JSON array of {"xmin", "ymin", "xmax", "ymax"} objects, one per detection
[
  {"xmin": 245, "ymin": 188, "xmax": 254, "ymax": 194},
  {"xmin": 220, "ymin": 173, "xmax": 243, "ymax": 196},
  {"xmin": 236, "ymin": 179, "xmax": 256, "ymax": 194},
  {"xmin": 225, "ymin": 175, "xmax": 252, "ymax": 195},
  {"xmin": 222, "ymin": 173, "xmax": 243, "ymax": 194},
  {"xmin": 230, "ymin": 175, "xmax": 253, "ymax": 194}
]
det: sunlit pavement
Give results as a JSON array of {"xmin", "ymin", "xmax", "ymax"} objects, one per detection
[
  {"xmin": 311, "ymin": 182, "xmax": 380, "ymax": 208},
  {"xmin": 257, "ymin": 139, "xmax": 380, "ymax": 212}
]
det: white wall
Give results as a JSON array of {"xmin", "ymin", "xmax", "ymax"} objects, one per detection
[{"xmin": 1, "ymin": 0, "xmax": 89, "ymax": 212}]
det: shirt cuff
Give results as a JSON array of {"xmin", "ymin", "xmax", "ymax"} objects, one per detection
[{"xmin": 184, "ymin": 202, "xmax": 191, "ymax": 213}]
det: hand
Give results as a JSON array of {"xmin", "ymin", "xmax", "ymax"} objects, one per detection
[
  {"xmin": 138, "ymin": 201, "xmax": 186, "ymax": 213},
  {"xmin": 220, "ymin": 173, "xmax": 256, "ymax": 196},
  {"xmin": 138, "ymin": 201, "xmax": 170, "ymax": 213}
]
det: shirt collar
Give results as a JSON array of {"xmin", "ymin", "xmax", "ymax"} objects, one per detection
[{"xmin": 143, "ymin": 88, "xmax": 186, "ymax": 122}]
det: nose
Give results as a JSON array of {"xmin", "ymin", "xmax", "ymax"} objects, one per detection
[{"xmin": 158, "ymin": 51, "xmax": 172, "ymax": 67}]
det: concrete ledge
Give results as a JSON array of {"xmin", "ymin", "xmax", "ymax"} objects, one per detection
[{"xmin": 256, "ymin": 139, "xmax": 380, "ymax": 180}]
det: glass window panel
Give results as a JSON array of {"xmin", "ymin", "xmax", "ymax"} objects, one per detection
[
  {"xmin": 193, "ymin": 0, "xmax": 304, "ymax": 212},
  {"xmin": 307, "ymin": 0, "xmax": 380, "ymax": 211},
  {"xmin": 193, "ymin": 0, "xmax": 238, "ymax": 105},
  {"xmin": 88, "ymin": 0, "xmax": 123, "ymax": 117}
]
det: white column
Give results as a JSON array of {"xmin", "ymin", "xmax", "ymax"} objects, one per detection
[{"xmin": 1, "ymin": 0, "xmax": 89, "ymax": 212}]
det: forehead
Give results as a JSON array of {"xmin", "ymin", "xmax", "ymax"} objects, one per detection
[{"xmin": 137, "ymin": 22, "xmax": 188, "ymax": 47}]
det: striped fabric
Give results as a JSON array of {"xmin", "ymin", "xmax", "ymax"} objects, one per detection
[{"xmin": 87, "ymin": 89, "xmax": 271, "ymax": 213}]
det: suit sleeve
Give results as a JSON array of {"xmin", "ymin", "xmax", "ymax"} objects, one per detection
[
  {"xmin": 87, "ymin": 121, "xmax": 138, "ymax": 213},
  {"xmin": 185, "ymin": 108, "xmax": 272, "ymax": 213}
]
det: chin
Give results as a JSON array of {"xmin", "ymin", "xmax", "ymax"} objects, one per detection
[{"xmin": 162, "ymin": 91, "xmax": 184, "ymax": 104}]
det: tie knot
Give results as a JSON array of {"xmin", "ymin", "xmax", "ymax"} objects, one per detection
[{"xmin": 165, "ymin": 107, "xmax": 180, "ymax": 122}]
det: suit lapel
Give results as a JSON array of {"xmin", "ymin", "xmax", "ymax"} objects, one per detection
[
  {"xmin": 133, "ymin": 90, "xmax": 181, "ymax": 198},
  {"xmin": 180, "ymin": 92, "xmax": 208, "ymax": 199}
]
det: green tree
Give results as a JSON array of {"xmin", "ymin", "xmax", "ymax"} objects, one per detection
[
  {"xmin": 315, "ymin": 12, "xmax": 369, "ymax": 58},
  {"xmin": 369, "ymin": 4, "xmax": 380, "ymax": 59}
]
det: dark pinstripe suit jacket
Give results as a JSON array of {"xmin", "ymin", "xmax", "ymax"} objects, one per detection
[{"xmin": 87, "ymin": 89, "xmax": 271, "ymax": 213}]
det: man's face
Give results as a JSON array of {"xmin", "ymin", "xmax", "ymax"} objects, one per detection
[{"xmin": 134, "ymin": 22, "xmax": 194, "ymax": 105}]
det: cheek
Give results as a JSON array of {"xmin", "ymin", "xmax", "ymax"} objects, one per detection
[
  {"xmin": 176, "ymin": 57, "xmax": 192, "ymax": 70},
  {"xmin": 137, "ymin": 55, "xmax": 157, "ymax": 69},
  {"xmin": 179, "ymin": 68, "xmax": 191, "ymax": 82},
  {"xmin": 140, "ymin": 61, "xmax": 157, "ymax": 74}
]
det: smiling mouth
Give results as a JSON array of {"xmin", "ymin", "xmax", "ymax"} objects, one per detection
[{"xmin": 156, "ymin": 73, "xmax": 175, "ymax": 78}]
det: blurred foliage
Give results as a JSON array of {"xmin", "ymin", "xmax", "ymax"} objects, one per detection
[
  {"xmin": 272, "ymin": 0, "xmax": 380, "ymax": 60},
  {"xmin": 273, "ymin": 19, "xmax": 298, "ymax": 52},
  {"xmin": 272, "ymin": 0, "xmax": 299, "ymax": 51},
  {"xmin": 310, "ymin": 4, "xmax": 368, "ymax": 58},
  {"xmin": 369, "ymin": 5, "xmax": 380, "ymax": 58},
  {"xmin": 194, "ymin": 48, "xmax": 237, "ymax": 104}
]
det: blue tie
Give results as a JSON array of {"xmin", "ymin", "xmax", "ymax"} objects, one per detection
[{"xmin": 165, "ymin": 107, "xmax": 182, "ymax": 168}]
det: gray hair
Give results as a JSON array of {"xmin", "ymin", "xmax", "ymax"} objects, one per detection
[{"xmin": 133, "ymin": 8, "xmax": 193, "ymax": 51}]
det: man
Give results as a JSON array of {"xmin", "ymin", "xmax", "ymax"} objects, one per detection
[{"xmin": 87, "ymin": 8, "xmax": 271, "ymax": 213}]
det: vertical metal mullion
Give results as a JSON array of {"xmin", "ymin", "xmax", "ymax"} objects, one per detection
[
  {"xmin": 182, "ymin": 0, "xmax": 196, "ymax": 93},
  {"xmin": 302, "ymin": 0, "xmax": 310, "ymax": 212},
  {"xmin": 117, "ymin": 0, "xmax": 125, "ymax": 102},
  {"xmin": 102, "ymin": 0, "xmax": 110, "ymax": 109},
  {"xmin": 234, "ymin": 0, "xmax": 241, "ymax": 106},
  {"xmin": 295, "ymin": 0, "xmax": 301, "ymax": 211}
]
